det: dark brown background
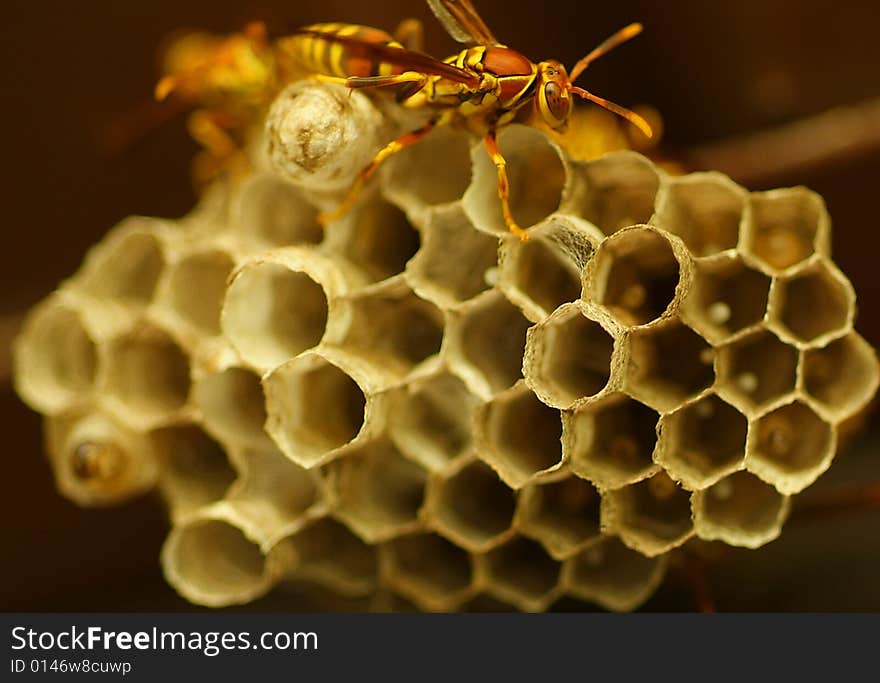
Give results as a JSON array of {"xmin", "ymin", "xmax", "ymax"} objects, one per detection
[{"xmin": 2, "ymin": 1, "xmax": 879, "ymax": 611}]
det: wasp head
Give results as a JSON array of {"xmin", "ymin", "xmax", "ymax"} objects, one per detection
[{"xmin": 535, "ymin": 60, "xmax": 573, "ymax": 129}]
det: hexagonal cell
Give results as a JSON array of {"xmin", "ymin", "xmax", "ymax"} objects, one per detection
[
  {"xmin": 330, "ymin": 439, "xmax": 427, "ymax": 543},
  {"xmin": 482, "ymin": 536, "xmax": 561, "ymax": 611},
  {"xmin": 562, "ymin": 536, "xmax": 666, "ymax": 612},
  {"xmin": 222, "ymin": 257, "xmax": 330, "ymax": 371},
  {"xmin": 564, "ymin": 393, "xmax": 659, "ymax": 489},
  {"xmin": 13, "ymin": 296, "xmax": 97, "ymax": 414},
  {"xmin": 656, "ymin": 394, "xmax": 747, "ymax": 490},
  {"xmin": 681, "ymin": 256, "xmax": 771, "ymax": 344},
  {"xmin": 330, "ymin": 283, "xmax": 444, "ymax": 380},
  {"xmin": 45, "ymin": 411, "xmax": 158, "ymax": 507},
  {"xmin": 80, "ymin": 220, "xmax": 166, "ymax": 306},
  {"xmin": 103, "ymin": 325, "xmax": 191, "ymax": 428},
  {"xmin": 426, "ymin": 460, "xmax": 516, "ymax": 552},
  {"xmin": 263, "ymin": 352, "xmax": 369, "ymax": 468},
  {"xmin": 518, "ymin": 476, "xmax": 602, "ymax": 560},
  {"xmin": 153, "ymin": 425, "xmax": 237, "ymax": 521},
  {"xmin": 196, "ymin": 367, "xmax": 268, "ymax": 448},
  {"xmin": 498, "ymin": 215, "xmax": 601, "ymax": 322},
  {"xmin": 464, "ymin": 125, "xmax": 566, "ymax": 236},
  {"xmin": 745, "ymin": 187, "xmax": 828, "ymax": 271},
  {"xmin": 803, "ymin": 332, "xmax": 879, "ymax": 420},
  {"xmin": 446, "ymin": 291, "xmax": 531, "ymax": 398},
  {"xmin": 625, "ymin": 321, "xmax": 715, "ymax": 413},
  {"xmin": 282, "ymin": 518, "xmax": 378, "ymax": 596},
  {"xmin": 387, "ymin": 371, "xmax": 479, "ymax": 472},
  {"xmin": 477, "ymin": 382, "xmax": 563, "ymax": 488},
  {"xmin": 162, "ymin": 514, "xmax": 276, "ymax": 607},
  {"xmin": 382, "ymin": 533, "xmax": 474, "ymax": 610},
  {"xmin": 716, "ymin": 329, "xmax": 798, "ymax": 415},
  {"xmin": 769, "ymin": 260, "xmax": 854, "ymax": 345},
  {"xmin": 230, "ymin": 447, "xmax": 322, "ymax": 535},
  {"xmin": 166, "ymin": 249, "xmax": 235, "ymax": 336},
  {"xmin": 584, "ymin": 226, "xmax": 686, "ymax": 327},
  {"xmin": 234, "ymin": 172, "xmax": 322, "ymax": 251},
  {"xmin": 653, "ymin": 173, "xmax": 746, "ymax": 257},
  {"xmin": 524, "ymin": 303, "xmax": 615, "ymax": 409},
  {"xmin": 405, "ymin": 205, "xmax": 498, "ymax": 308},
  {"xmin": 692, "ymin": 471, "xmax": 790, "ymax": 548},
  {"xmin": 603, "ymin": 473, "xmax": 695, "ymax": 556},
  {"xmin": 746, "ymin": 400, "xmax": 835, "ymax": 494},
  {"xmin": 325, "ymin": 196, "xmax": 421, "ymax": 283},
  {"xmin": 383, "ymin": 125, "xmax": 472, "ymax": 209},
  {"xmin": 574, "ymin": 151, "xmax": 661, "ymax": 235}
]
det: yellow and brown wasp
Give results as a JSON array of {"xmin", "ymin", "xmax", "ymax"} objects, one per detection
[{"xmin": 157, "ymin": 1, "xmax": 650, "ymax": 239}]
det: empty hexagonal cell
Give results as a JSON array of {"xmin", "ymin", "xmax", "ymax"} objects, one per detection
[
  {"xmin": 222, "ymin": 255, "xmax": 331, "ymax": 371},
  {"xmin": 564, "ymin": 393, "xmax": 659, "ymax": 489},
  {"xmin": 746, "ymin": 400, "xmax": 835, "ymax": 494},
  {"xmin": 234, "ymin": 172, "xmax": 322, "ymax": 251},
  {"xmin": 562, "ymin": 536, "xmax": 666, "ymax": 612},
  {"xmin": 585, "ymin": 226, "xmax": 687, "ymax": 327},
  {"xmin": 524, "ymin": 303, "xmax": 615, "ymax": 409},
  {"xmin": 464, "ymin": 125, "xmax": 566, "ymax": 236},
  {"xmin": 769, "ymin": 260, "xmax": 854, "ymax": 345},
  {"xmin": 574, "ymin": 151, "xmax": 661, "ymax": 235},
  {"xmin": 382, "ymin": 532, "xmax": 474, "ymax": 610},
  {"xmin": 13, "ymin": 296, "xmax": 97, "ymax": 414},
  {"xmin": 230, "ymin": 447, "xmax": 322, "ymax": 535},
  {"xmin": 45, "ymin": 411, "xmax": 158, "ymax": 507},
  {"xmin": 325, "ymin": 196, "xmax": 421, "ymax": 283},
  {"xmin": 498, "ymin": 215, "xmax": 601, "ymax": 322},
  {"xmin": 196, "ymin": 366, "xmax": 269, "ymax": 447},
  {"xmin": 383, "ymin": 125, "xmax": 472, "ymax": 210},
  {"xmin": 162, "ymin": 513, "xmax": 278, "ymax": 607},
  {"xmin": 80, "ymin": 220, "xmax": 166, "ymax": 306},
  {"xmin": 681, "ymin": 256, "xmax": 771, "ymax": 344},
  {"xmin": 426, "ymin": 459, "xmax": 516, "ymax": 552},
  {"xmin": 692, "ymin": 471, "xmax": 790, "ymax": 548},
  {"xmin": 103, "ymin": 325, "xmax": 191, "ymax": 428},
  {"xmin": 153, "ymin": 425, "xmax": 237, "ymax": 521},
  {"xmin": 263, "ymin": 352, "xmax": 370, "ymax": 468},
  {"xmin": 405, "ymin": 205, "xmax": 498, "ymax": 308},
  {"xmin": 603, "ymin": 473, "xmax": 694, "ymax": 556},
  {"xmin": 656, "ymin": 394, "xmax": 747, "ymax": 490},
  {"xmin": 477, "ymin": 382, "xmax": 563, "ymax": 488},
  {"xmin": 387, "ymin": 371, "xmax": 478, "ymax": 472},
  {"xmin": 625, "ymin": 321, "xmax": 715, "ymax": 413},
  {"xmin": 329, "ymin": 439, "xmax": 427, "ymax": 543},
  {"xmin": 803, "ymin": 333, "xmax": 880, "ymax": 420},
  {"xmin": 446, "ymin": 291, "xmax": 531, "ymax": 398},
  {"xmin": 745, "ymin": 188, "xmax": 828, "ymax": 271},
  {"xmin": 518, "ymin": 476, "xmax": 602, "ymax": 560},
  {"xmin": 716, "ymin": 329, "xmax": 798, "ymax": 415},
  {"xmin": 653, "ymin": 173, "xmax": 746, "ymax": 257},
  {"xmin": 482, "ymin": 536, "xmax": 561, "ymax": 611},
  {"xmin": 166, "ymin": 249, "xmax": 235, "ymax": 335},
  {"xmin": 281, "ymin": 518, "xmax": 378, "ymax": 596},
  {"xmin": 330, "ymin": 283, "xmax": 444, "ymax": 380}
]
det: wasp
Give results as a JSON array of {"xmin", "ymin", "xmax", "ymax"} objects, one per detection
[{"xmin": 156, "ymin": 1, "xmax": 650, "ymax": 238}]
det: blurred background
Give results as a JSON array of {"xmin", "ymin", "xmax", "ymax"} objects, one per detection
[{"xmin": 2, "ymin": 0, "xmax": 879, "ymax": 611}]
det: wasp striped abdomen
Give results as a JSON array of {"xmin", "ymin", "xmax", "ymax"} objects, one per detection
[{"xmin": 283, "ymin": 23, "xmax": 408, "ymax": 79}]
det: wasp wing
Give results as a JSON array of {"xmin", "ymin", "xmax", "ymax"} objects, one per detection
[
  {"xmin": 427, "ymin": 0, "xmax": 499, "ymax": 45},
  {"xmin": 290, "ymin": 29, "xmax": 482, "ymax": 87}
]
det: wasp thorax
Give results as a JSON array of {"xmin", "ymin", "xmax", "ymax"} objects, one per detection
[{"xmin": 537, "ymin": 61, "xmax": 572, "ymax": 129}]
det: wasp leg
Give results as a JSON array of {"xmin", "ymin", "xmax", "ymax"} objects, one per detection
[
  {"xmin": 187, "ymin": 109, "xmax": 247, "ymax": 186},
  {"xmin": 315, "ymin": 71, "xmax": 428, "ymax": 92},
  {"xmin": 483, "ymin": 130, "xmax": 529, "ymax": 241},
  {"xmin": 394, "ymin": 18, "xmax": 424, "ymax": 51},
  {"xmin": 318, "ymin": 120, "xmax": 438, "ymax": 226}
]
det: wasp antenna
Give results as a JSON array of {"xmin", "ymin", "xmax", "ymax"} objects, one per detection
[
  {"xmin": 569, "ymin": 22, "xmax": 643, "ymax": 83},
  {"xmin": 570, "ymin": 86, "xmax": 653, "ymax": 138},
  {"xmin": 154, "ymin": 76, "xmax": 178, "ymax": 101}
]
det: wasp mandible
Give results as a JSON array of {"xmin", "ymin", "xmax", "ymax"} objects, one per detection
[{"xmin": 282, "ymin": 0, "xmax": 651, "ymax": 240}]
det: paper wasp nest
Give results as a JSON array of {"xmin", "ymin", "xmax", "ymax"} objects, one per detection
[{"xmin": 13, "ymin": 82, "xmax": 879, "ymax": 611}]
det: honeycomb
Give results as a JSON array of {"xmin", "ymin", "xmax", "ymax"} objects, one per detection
[{"xmin": 13, "ymin": 81, "xmax": 879, "ymax": 611}]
